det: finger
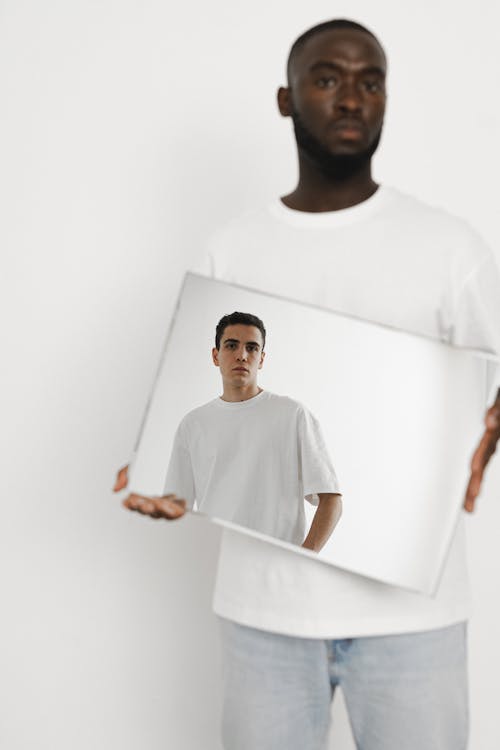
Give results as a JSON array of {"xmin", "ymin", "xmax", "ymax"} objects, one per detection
[
  {"xmin": 463, "ymin": 422, "xmax": 500, "ymax": 511},
  {"xmin": 464, "ymin": 459, "xmax": 486, "ymax": 511},
  {"xmin": 122, "ymin": 494, "xmax": 139, "ymax": 510},
  {"xmin": 464, "ymin": 483, "xmax": 478, "ymax": 512},
  {"xmin": 113, "ymin": 476, "xmax": 124, "ymax": 492},
  {"xmin": 470, "ymin": 431, "xmax": 496, "ymax": 473},
  {"xmin": 156, "ymin": 501, "xmax": 184, "ymax": 519},
  {"xmin": 113, "ymin": 465, "xmax": 129, "ymax": 492},
  {"xmin": 464, "ymin": 479, "xmax": 478, "ymax": 512},
  {"xmin": 485, "ymin": 410, "xmax": 500, "ymax": 431},
  {"xmin": 137, "ymin": 499, "xmax": 156, "ymax": 514},
  {"xmin": 123, "ymin": 496, "xmax": 162, "ymax": 518},
  {"xmin": 123, "ymin": 493, "xmax": 149, "ymax": 511},
  {"xmin": 137, "ymin": 494, "xmax": 181, "ymax": 515},
  {"xmin": 155, "ymin": 498, "xmax": 186, "ymax": 519}
]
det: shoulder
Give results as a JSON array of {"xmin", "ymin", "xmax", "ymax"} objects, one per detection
[
  {"xmin": 387, "ymin": 186, "xmax": 490, "ymax": 251},
  {"xmin": 260, "ymin": 391, "xmax": 315, "ymax": 420},
  {"xmin": 177, "ymin": 399, "xmax": 220, "ymax": 430},
  {"xmin": 205, "ymin": 203, "xmax": 276, "ymax": 255},
  {"xmin": 383, "ymin": 187, "xmax": 493, "ymax": 279}
]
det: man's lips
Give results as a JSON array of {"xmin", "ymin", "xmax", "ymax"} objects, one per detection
[
  {"xmin": 232, "ymin": 367, "xmax": 249, "ymax": 372},
  {"xmin": 331, "ymin": 118, "xmax": 365, "ymax": 135}
]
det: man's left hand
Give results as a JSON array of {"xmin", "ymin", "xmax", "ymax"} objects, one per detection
[{"xmin": 464, "ymin": 389, "xmax": 500, "ymax": 513}]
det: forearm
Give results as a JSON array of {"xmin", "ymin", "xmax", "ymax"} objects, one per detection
[{"xmin": 302, "ymin": 493, "xmax": 342, "ymax": 553}]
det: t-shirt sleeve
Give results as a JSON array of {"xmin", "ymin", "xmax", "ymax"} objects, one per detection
[
  {"xmin": 297, "ymin": 406, "xmax": 341, "ymax": 506},
  {"xmin": 453, "ymin": 251, "xmax": 500, "ymax": 403},
  {"xmin": 163, "ymin": 420, "xmax": 196, "ymax": 510}
]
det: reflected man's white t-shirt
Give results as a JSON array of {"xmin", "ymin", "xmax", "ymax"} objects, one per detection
[{"xmin": 164, "ymin": 390, "xmax": 341, "ymax": 545}]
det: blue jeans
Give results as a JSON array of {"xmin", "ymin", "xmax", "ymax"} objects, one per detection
[{"xmin": 219, "ymin": 618, "xmax": 468, "ymax": 750}]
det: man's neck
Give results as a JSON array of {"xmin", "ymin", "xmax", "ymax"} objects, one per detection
[
  {"xmin": 220, "ymin": 385, "xmax": 262, "ymax": 403},
  {"xmin": 281, "ymin": 155, "xmax": 378, "ymax": 213}
]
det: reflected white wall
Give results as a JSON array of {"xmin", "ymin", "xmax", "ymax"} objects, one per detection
[{"xmin": 1, "ymin": 1, "xmax": 499, "ymax": 748}]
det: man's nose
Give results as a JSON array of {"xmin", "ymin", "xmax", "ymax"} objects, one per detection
[
  {"xmin": 236, "ymin": 347, "xmax": 248, "ymax": 360},
  {"xmin": 336, "ymin": 80, "xmax": 362, "ymax": 114}
]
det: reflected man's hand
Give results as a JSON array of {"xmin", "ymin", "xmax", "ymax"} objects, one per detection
[{"xmin": 464, "ymin": 389, "xmax": 500, "ymax": 513}]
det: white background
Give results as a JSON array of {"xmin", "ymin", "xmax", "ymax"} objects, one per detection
[{"xmin": 1, "ymin": 1, "xmax": 499, "ymax": 748}]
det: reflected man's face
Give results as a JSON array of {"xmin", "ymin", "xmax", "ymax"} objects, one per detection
[{"xmin": 212, "ymin": 324, "xmax": 265, "ymax": 389}]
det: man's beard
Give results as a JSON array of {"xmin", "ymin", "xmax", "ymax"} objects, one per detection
[{"xmin": 291, "ymin": 110, "xmax": 382, "ymax": 180}]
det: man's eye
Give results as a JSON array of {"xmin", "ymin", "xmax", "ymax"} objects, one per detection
[
  {"xmin": 316, "ymin": 76, "xmax": 337, "ymax": 88},
  {"xmin": 364, "ymin": 80, "xmax": 382, "ymax": 93}
]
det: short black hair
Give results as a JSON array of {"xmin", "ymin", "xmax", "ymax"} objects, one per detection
[
  {"xmin": 287, "ymin": 19, "xmax": 385, "ymax": 82},
  {"xmin": 215, "ymin": 312, "xmax": 266, "ymax": 350}
]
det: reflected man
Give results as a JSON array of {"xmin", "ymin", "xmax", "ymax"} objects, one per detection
[{"xmin": 124, "ymin": 311, "xmax": 342, "ymax": 552}]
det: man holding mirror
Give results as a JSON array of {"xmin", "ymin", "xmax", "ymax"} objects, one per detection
[{"xmin": 115, "ymin": 18, "xmax": 500, "ymax": 750}]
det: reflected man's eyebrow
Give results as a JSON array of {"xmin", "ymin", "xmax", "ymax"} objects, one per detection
[
  {"xmin": 223, "ymin": 338, "xmax": 260, "ymax": 347},
  {"xmin": 309, "ymin": 60, "xmax": 385, "ymax": 77}
]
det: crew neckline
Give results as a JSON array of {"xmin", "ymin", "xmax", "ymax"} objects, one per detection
[
  {"xmin": 268, "ymin": 185, "xmax": 392, "ymax": 228},
  {"xmin": 215, "ymin": 389, "xmax": 269, "ymax": 409}
]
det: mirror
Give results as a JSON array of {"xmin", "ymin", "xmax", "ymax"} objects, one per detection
[{"xmin": 129, "ymin": 272, "xmax": 487, "ymax": 594}]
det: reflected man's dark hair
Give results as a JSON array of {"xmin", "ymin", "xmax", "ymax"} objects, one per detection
[
  {"xmin": 287, "ymin": 18, "xmax": 384, "ymax": 82},
  {"xmin": 215, "ymin": 312, "xmax": 266, "ymax": 350}
]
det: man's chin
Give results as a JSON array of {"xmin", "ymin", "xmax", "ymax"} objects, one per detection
[
  {"xmin": 328, "ymin": 141, "xmax": 369, "ymax": 157},
  {"xmin": 292, "ymin": 112, "xmax": 382, "ymax": 176},
  {"xmin": 306, "ymin": 144, "xmax": 377, "ymax": 179},
  {"xmin": 229, "ymin": 374, "xmax": 249, "ymax": 385}
]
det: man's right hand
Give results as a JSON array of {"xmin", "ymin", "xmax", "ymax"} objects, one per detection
[
  {"xmin": 122, "ymin": 493, "xmax": 187, "ymax": 520},
  {"xmin": 113, "ymin": 464, "xmax": 129, "ymax": 492},
  {"xmin": 113, "ymin": 464, "xmax": 187, "ymax": 520}
]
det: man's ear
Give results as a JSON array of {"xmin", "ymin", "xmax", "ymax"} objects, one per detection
[
  {"xmin": 258, "ymin": 351, "xmax": 266, "ymax": 369},
  {"xmin": 277, "ymin": 86, "xmax": 293, "ymax": 117},
  {"xmin": 212, "ymin": 347, "xmax": 220, "ymax": 366}
]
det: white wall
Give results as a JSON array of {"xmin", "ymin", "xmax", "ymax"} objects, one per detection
[{"xmin": 1, "ymin": 1, "xmax": 499, "ymax": 748}]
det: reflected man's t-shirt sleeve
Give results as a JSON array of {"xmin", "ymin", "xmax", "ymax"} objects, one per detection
[{"xmin": 297, "ymin": 406, "xmax": 341, "ymax": 505}]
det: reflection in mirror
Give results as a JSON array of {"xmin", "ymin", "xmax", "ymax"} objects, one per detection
[
  {"xmin": 129, "ymin": 273, "xmax": 487, "ymax": 595},
  {"xmin": 163, "ymin": 308, "xmax": 342, "ymax": 557}
]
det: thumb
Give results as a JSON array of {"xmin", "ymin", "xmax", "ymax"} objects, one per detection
[{"xmin": 113, "ymin": 466, "xmax": 129, "ymax": 492}]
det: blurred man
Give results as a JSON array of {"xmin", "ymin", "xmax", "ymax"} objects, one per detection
[{"xmin": 116, "ymin": 19, "xmax": 500, "ymax": 749}]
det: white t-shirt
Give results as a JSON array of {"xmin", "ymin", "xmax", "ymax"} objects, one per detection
[
  {"xmin": 196, "ymin": 185, "xmax": 500, "ymax": 638},
  {"xmin": 163, "ymin": 390, "xmax": 340, "ymax": 545}
]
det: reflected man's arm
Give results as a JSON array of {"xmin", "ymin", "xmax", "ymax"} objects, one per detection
[{"xmin": 302, "ymin": 493, "xmax": 342, "ymax": 553}]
